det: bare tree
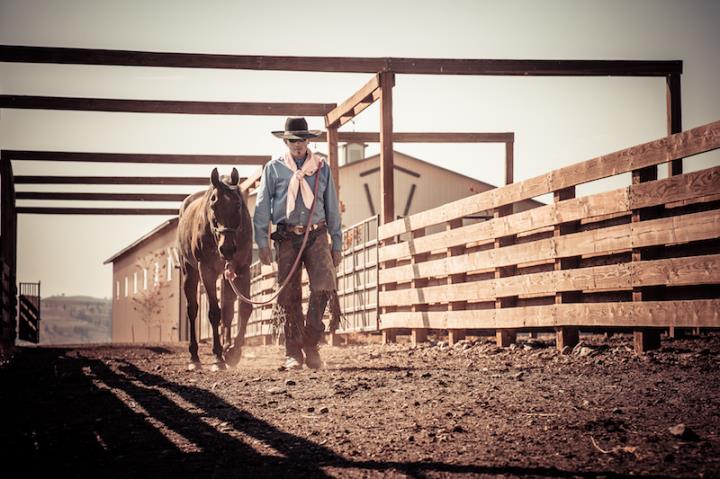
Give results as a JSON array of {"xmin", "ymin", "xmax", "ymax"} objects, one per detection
[{"xmin": 131, "ymin": 250, "xmax": 173, "ymax": 342}]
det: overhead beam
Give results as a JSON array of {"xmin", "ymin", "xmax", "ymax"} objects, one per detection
[
  {"xmin": 325, "ymin": 75, "xmax": 382, "ymax": 127},
  {"xmin": 315, "ymin": 132, "xmax": 514, "ymax": 143},
  {"xmin": 0, "ymin": 45, "xmax": 682, "ymax": 76},
  {"xmin": 15, "ymin": 192, "xmax": 190, "ymax": 202},
  {"xmin": 16, "ymin": 207, "xmax": 178, "ymax": 215},
  {"xmin": 14, "ymin": 176, "xmax": 211, "ymax": 185},
  {"xmin": 2, "ymin": 150, "xmax": 269, "ymax": 165},
  {"xmin": 0, "ymin": 95, "xmax": 336, "ymax": 117}
]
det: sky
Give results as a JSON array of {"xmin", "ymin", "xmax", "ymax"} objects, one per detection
[{"xmin": 0, "ymin": 0, "xmax": 719, "ymax": 299}]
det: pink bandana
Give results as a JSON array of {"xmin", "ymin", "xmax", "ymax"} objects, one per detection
[{"xmin": 284, "ymin": 149, "xmax": 324, "ymax": 219}]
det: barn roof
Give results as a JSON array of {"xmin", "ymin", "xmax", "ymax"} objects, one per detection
[{"xmin": 103, "ymin": 216, "xmax": 178, "ymax": 265}]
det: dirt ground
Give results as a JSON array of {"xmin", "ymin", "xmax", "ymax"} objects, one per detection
[{"xmin": 1, "ymin": 332, "xmax": 719, "ymax": 478}]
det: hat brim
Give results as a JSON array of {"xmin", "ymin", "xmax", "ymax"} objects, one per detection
[{"xmin": 272, "ymin": 130, "xmax": 322, "ymax": 140}]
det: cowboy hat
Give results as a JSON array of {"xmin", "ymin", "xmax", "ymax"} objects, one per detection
[{"xmin": 272, "ymin": 117, "xmax": 322, "ymax": 140}]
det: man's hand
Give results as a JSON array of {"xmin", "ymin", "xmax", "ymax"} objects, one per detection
[
  {"xmin": 332, "ymin": 250, "xmax": 342, "ymax": 268},
  {"xmin": 259, "ymin": 247, "xmax": 273, "ymax": 265}
]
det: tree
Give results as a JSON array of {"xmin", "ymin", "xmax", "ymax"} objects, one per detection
[{"xmin": 131, "ymin": 250, "xmax": 174, "ymax": 342}]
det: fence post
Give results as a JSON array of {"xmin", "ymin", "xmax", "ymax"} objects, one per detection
[
  {"xmin": 494, "ymin": 204, "xmax": 517, "ymax": 347},
  {"xmin": 446, "ymin": 219, "xmax": 467, "ymax": 345},
  {"xmin": 554, "ymin": 186, "xmax": 581, "ymax": 351},
  {"xmin": 631, "ymin": 167, "xmax": 663, "ymax": 353},
  {"xmin": 410, "ymin": 227, "xmax": 429, "ymax": 345}
]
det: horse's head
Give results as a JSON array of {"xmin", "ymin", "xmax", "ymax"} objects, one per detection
[{"xmin": 208, "ymin": 167, "xmax": 244, "ymax": 261}]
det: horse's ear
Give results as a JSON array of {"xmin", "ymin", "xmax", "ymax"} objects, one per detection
[
  {"xmin": 231, "ymin": 168, "xmax": 239, "ymax": 185},
  {"xmin": 211, "ymin": 168, "xmax": 220, "ymax": 188}
]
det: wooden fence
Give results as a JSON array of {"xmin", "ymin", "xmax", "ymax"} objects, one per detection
[{"xmin": 377, "ymin": 121, "xmax": 720, "ymax": 352}]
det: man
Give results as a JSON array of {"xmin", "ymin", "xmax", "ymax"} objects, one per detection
[{"xmin": 253, "ymin": 117, "xmax": 342, "ymax": 370}]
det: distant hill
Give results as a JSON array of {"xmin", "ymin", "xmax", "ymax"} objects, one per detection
[{"xmin": 39, "ymin": 295, "xmax": 112, "ymax": 345}]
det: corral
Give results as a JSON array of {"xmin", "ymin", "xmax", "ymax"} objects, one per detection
[{"xmin": 1, "ymin": 41, "xmax": 719, "ymax": 479}]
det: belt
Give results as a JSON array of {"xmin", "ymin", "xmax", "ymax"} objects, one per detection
[{"xmin": 282, "ymin": 221, "xmax": 326, "ymax": 235}]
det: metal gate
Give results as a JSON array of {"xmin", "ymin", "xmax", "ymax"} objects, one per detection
[{"xmin": 18, "ymin": 282, "xmax": 40, "ymax": 343}]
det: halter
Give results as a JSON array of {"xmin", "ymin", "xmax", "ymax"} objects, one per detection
[{"xmin": 208, "ymin": 182, "xmax": 243, "ymax": 246}]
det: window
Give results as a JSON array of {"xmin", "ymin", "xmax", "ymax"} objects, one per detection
[
  {"xmin": 124, "ymin": 277, "xmax": 128, "ymax": 297},
  {"xmin": 143, "ymin": 268, "xmax": 148, "ymax": 290},
  {"xmin": 133, "ymin": 272, "xmax": 138, "ymax": 294},
  {"xmin": 154, "ymin": 262, "xmax": 160, "ymax": 285},
  {"xmin": 116, "ymin": 281, "xmax": 120, "ymax": 299}
]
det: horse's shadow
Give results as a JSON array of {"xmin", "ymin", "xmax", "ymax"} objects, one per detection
[{"xmin": 0, "ymin": 348, "xmax": 680, "ymax": 479}]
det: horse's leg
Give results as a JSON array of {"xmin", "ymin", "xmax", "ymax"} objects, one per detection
[
  {"xmin": 225, "ymin": 265, "xmax": 252, "ymax": 368},
  {"xmin": 183, "ymin": 263, "xmax": 202, "ymax": 370},
  {"xmin": 200, "ymin": 265, "xmax": 225, "ymax": 371},
  {"xmin": 220, "ymin": 278, "xmax": 235, "ymax": 353}
]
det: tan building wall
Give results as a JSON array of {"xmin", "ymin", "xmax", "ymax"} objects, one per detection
[{"xmin": 108, "ymin": 220, "xmax": 184, "ymax": 343}]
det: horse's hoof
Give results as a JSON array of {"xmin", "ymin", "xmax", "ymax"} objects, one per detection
[
  {"xmin": 187, "ymin": 362, "xmax": 202, "ymax": 372},
  {"xmin": 210, "ymin": 362, "xmax": 227, "ymax": 372},
  {"xmin": 225, "ymin": 346, "xmax": 242, "ymax": 368}
]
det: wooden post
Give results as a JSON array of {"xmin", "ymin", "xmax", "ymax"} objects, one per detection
[
  {"xmin": 410, "ymin": 228, "xmax": 429, "ymax": 345},
  {"xmin": 0, "ymin": 152, "xmax": 18, "ymax": 347},
  {"xmin": 0, "ymin": 153, "xmax": 17, "ymax": 279},
  {"xmin": 327, "ymin": 125, "xmax": 340, "ymax": 199},
  {"xmin": 554, "ymin": 186, "xmax": 581, "ymax": 351},
  {"xmin": 379, "ymin": 72, "xmax": 395, "ymax": 225},
  {"xmin": 632, "ymin": 167, "xmax": 662, "ymax": 353},
  {"xmin": 446, "ymin": 219, "xmax": 467, "ymax": 345},
  {"xmin": 494, "ymin": 205, "xmax": 517, "ymax": 347},
  {"xmin": 666, "ymin": 72, "xmax": 682, "ymax": 177},
  {"xmin": 505, "ymin": 140, "xmax": 514, "ymax": 186}
]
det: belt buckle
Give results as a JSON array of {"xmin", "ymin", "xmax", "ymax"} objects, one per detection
[{"xmin": 294, "ymin": 225, "xmax": 305, "ymax": 234}]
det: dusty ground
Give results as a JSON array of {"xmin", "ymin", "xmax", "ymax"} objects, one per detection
[{"xmin": 1, "ymin": 332, "xmax": 719, "ymax": 478}]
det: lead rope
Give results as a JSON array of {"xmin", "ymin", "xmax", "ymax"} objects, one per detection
[{"xmin": 224, "ymin": 166, "xmax": 322, "ymax": 305}]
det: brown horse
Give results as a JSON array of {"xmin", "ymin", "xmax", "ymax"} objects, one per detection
[{"xmin": 177, "ymin": 168, "xmax": 252, "ymax": 370}]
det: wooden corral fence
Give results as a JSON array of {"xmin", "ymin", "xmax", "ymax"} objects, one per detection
[
  {"xmin": 375, "ymin": 121, "xmax": 720, "ymax": 353},
  {"xmin": 244, "ymin": 215, "xmax": 381, "ymax": 345}
]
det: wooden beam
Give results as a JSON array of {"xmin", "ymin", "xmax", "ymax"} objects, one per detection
[
  {"xmin": 667, "ymin": 73, "xmax": 683, "ymax": 176},
  {"xmin": 13, "ymin": 175, "xmax": 211, "ymax": 185},
  {"xmin": 379, "ymin": 300, "xmax": 720, "ymax": 330},
  {"xmin": 379, "ymin": 120, "xmax": 720, "ymax": 240},
  {"xmin": 314, "ymin": 132, "xmax": 515, "ymax": 143},
  {"xmin": 0, "ymin": 95, "xmax": 336, "ymax": 117},
  {"xmin": 0, "ymin": 157, "xmax": 17, "ymax": 281},
  {"xmin": 379, "ymin": 72, "xmax": 395, "ymax": 225},
  {"xmin": 378, "ymin": 209, "xmax": 720, "ymax": 284},
  {"xmin": 15, "ymin": 192, "xmax": 189, "ymax": 202},
  {"xmin": 380, "ymin": 165, "xmax": 720, "ymax": 263},
  {"xmin": 17, "ymin": 207, "xmax": 178, "ymax": 215},
  {"xmin": 505, "ymin": 141, "xmax": 514, "ymax": 185},
  {"xmin": 379, "ymin": 254, "xmax": 720, "ymax": 307},
  {"xmin": 325, "ymin": 75, "xmax": 381, "ymax": 127},
  {"xmin": 1, "ymin": 150, "xmax": 269, "ymax": 165},
  {"xmin": 327, "ymin": 126, "xmax": 340, "ymax": 199},
  {"xmin": 0, "ymin": 45, "xmax": 682, "ymax": 76}
]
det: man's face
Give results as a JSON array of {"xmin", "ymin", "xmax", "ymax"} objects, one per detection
[{"xmin": 285, "ymin": 138, "xmax": 308, "ymax": 158}]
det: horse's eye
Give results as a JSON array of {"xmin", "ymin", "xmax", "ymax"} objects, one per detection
[{"xmin": 210, "ymin": 194, "xmax": 217, "ymax": 202}]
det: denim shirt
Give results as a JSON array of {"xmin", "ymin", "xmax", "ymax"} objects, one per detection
[{"xmin": 253, "ymin": 155, "xmax": 342, "ymax": 251}]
